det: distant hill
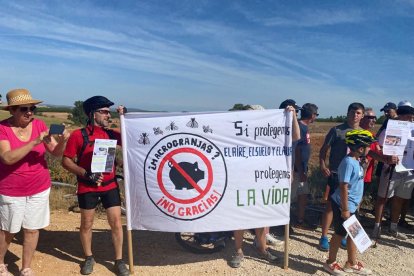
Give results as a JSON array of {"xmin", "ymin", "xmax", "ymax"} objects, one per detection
[{"xmin": 43, "ymin": 104, "xmax": 151, "ymax": 112}]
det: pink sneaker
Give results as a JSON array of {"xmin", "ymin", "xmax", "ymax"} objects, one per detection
[
  {"xmin": 344, "ymin": 261, "xmax": 372, "ymax": 275},
  {"xmin": 323, "ymin": 261, "xmax": 346, "ymax": 275},
  {"xmin": 0, "ymin": 264, "xmax": 12, "ymax": 276}
]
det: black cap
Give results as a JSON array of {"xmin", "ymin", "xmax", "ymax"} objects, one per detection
[
  {"xmin": 279, "ymin": 99, "xmax": 301, "ymax": 110},
  {"xmin": 380, "ymin": 102, "xmax": 397, "ymax": 112},
  {"xmin": 83, "ymin": 96, "xmax": 114, "ymax": 115},
  {"xmin": 301, "ymin": 103, "xmax": 318, "ymax": 118}
]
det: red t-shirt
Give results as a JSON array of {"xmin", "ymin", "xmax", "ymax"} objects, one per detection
[
  {"xmin": 63, "ymin": 126, "xmax": 121, "ymax": 194},
  {"xmin": 0, "ymin": 118, "xmax": 51, "ymax": 196},
  {"xmin": 364, "ymin": 141, "xmax": 379, "ymax": 183}
]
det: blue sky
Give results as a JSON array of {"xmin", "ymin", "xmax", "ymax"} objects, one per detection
[{"xmin": 0, "ymin": 0, "xmax": 413, "ymax": 117}]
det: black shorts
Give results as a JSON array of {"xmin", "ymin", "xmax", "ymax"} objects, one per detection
[
  {"xmin": 78, "ymin": 188, "xmax": 121, "ymax": 210},
  {"xmin": 328, "ymin": 172, "xmax": 339, "ymax": 197},
  {"xmin": 332, "ymin": 201, "xmax": 356, "ymax": 237}
]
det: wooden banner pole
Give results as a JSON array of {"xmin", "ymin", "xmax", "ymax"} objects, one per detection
[
  {"xmin": 127, "ymin": 229, "xmax": 134, "ymax": 274},
  {"xmin": 283, "ymin": 224, "xmax": 289, "ymax": 269}
]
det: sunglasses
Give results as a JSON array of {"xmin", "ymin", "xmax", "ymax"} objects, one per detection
[
  {"xmin": 365, "ymin": 115, "xmax": 377, "ymax": 120},
  {"xmin": 19, "ymin": 106, "xmax": 37, "ymax": 113},
  {"xmin": 95, "ymin": 109, "xmax": 111, "ymax": 115}
]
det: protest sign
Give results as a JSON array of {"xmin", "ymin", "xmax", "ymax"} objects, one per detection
[
  {"xmin": 343, "ymin": 215, "xmax": 372, "ymax": 253},
  {"xmin": 91, "ymin": 139, "xmax": 117, "ymax": 173},
  {"xmin": 121, "ymin": 110, "xmax": 292, "ymax": 232},
  {"xmin": 381, "ymin": 120, "xmax": 414, "ymax": 172}
]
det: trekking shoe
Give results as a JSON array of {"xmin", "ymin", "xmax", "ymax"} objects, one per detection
[
  {"xmin": 323, "ymin": 261, "xmax": 346, "ymax": 276},
  {"xmin": 343, "ymin": 261, "xmax": 372, "ymax": 275},
  {"xmin": 340, "ymin": 238, "xmax": 347, "ymax": 250},
  {"xmin": 80, "ymin": 256, "xmax": 95, "ymax": 275},
  {"xmin": 19, "ymin": 268, "xmax": 34, "ymax": 276},
  {"xmin": 371, "ymin": 226, "xmax": 381, "ymax": 239},
  {"xmin": 228, "ymin": 252, "xmax": 244, "ymax": 268},
  {"xmin": 0, "ymin": 264, "xmax": 12, "ymax": 276},
  {"xmin": 319, "ymin": 236, "xmax": 329, "ymax": 251},
  {"xmin": 257, "ymin": 248, "xmax": 278, "ymax": 263},
  {"xmin": 265, "ymin": 233, "xmax": 284, "ymax": 246},
  {"xmin": 114, "ymin": 260, "xmax": 129, "ymax": 276},
  {"xmin": 387, "ymin": 228, "xmax": 408, "ymax": 240}
]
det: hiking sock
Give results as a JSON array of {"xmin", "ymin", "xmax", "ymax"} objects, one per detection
[{"xmin": 390, "ymin": 222, "xmax": 398, "ymax": 231}]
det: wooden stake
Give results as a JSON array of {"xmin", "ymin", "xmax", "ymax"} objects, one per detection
[
  {"xmin": 127, "ymin": 230, "xmax": 134, "ymax": 274},
  {"xmin": 283, "ymin": 224, "xmax": 289, "ymax": 269}
]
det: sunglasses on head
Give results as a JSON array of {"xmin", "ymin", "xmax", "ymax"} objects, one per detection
[
  {"xmin": 18, "ymin": 106, "xmax": 37, "ymax": 113},
  {"xmin": 95, "ymin": 109, "xmax": 111, "ymax": 115}
]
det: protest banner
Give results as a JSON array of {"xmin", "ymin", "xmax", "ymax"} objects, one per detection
[{"xmin": 121, "ymin": 109, "xmax": 293, "ymax": 232}]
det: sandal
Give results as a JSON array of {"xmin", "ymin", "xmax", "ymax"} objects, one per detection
[
  {"xmin": 20, "ymin": 268, "xmax": 34, "ymax": 276},
  {"xmin": 0, "ymin": 264, "xmax": 12, "ymax": 276}
]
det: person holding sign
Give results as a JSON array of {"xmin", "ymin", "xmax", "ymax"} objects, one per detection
[
  {"xmin": 292, "ymin": 103, "xmax": 319, "ymax": 229},
  {"xmin": 0, "ymin": 88, "xmax": 69, "ymax": 276},
  {"xmin": 323, "ymin": 130, "xmax": 376, "ymax": 275},
  {"xmin": 62, "ymin": 96, "xmax": 128, "ymax": 276},
  {"xmin": 229, "ymin": 104, "xmax": 278, "ymax": 268},
  {"xmin": 372, "ymin": 101, "xmax": 414, "ymax": 240},
  {"xmin": 228, "ymin": 103, "xmax": 300, "ymax": 269}
]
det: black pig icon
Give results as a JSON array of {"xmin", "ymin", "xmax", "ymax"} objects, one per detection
[{"xmin": 169, "ymin": 162, "xmax": 205, "ymax": 190}]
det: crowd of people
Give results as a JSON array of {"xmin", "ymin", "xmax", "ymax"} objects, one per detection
[
  {"xmin": 228, "ymin": 99, "xmax": 413, "ymax": 275},
  {"xmin": 0, "ymin": 88, "xmax": 413, "ymax": 275}
]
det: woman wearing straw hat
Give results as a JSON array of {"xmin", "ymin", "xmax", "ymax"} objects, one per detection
[{"xmin": 0, "ymin": 88, "xmax": 69, "ymax": 276}]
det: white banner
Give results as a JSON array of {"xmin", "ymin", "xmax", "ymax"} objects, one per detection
[{"xmin": 121, "ymin": 110, "xmax": 292, "ymax": 232}]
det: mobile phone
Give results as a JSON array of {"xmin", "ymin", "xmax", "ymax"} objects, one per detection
[{"xmin": 49, "ymin": 124, "xmax": 65, "ymax": 135}]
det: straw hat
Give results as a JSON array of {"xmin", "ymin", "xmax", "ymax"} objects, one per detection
[{"xmin": 3, "ymin": 88, "xmax": 43, "ymax": 110}]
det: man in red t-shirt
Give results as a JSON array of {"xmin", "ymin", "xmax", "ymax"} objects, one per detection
[
  {"xmin": 62, "ymin": 96, "xmax": 128, "ymax": 276},
  {"xmin": 359, "ymin": 108, "xmax": 379, "ymax": 187}
]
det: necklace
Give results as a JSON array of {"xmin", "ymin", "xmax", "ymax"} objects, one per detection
[
  {"xmin": 9, "ymin": 118, "xmax": 30, "ymax": 139},
  {"xmin": 16, "ymin": 128, "xmax": 28, "ymax": 138}
]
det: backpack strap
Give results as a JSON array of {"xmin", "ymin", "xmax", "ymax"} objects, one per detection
[
  {"xmin": 105, "ymin": 129, "xmax": 116, "ymax": 140},
  {"xmin": 77, "ymin": 128, "xmax": 90, "ymax": 165}
]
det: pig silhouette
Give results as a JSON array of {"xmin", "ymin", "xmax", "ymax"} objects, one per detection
[{"xmin": 169, "ymin": 161, "xmax": 205, "ymax": 190}]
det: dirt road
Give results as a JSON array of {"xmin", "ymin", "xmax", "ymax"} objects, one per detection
[{"xmin": 5, "ymin": 210, "xmax": 414, "ymax": 275}]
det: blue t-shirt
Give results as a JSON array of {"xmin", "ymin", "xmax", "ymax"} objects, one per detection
[{"xmin": 331, "ymin": 156, "xmax": 364, "ymax": 213}]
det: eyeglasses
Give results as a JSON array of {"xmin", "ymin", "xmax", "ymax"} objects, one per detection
[
  {"xmin": 365, "ymin": 115, "xmax": 377, "ymax": 120},
  {"xmin": 19, "ymin": 106, "xmax": 37, "ymax": 113},
  {"xmin": 95, "ymin": 109, "xmax": 111, "ymax": 115}
]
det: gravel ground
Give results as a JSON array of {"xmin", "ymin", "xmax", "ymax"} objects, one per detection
[{"xmin": 4, "ymin": 210, "xmax": 414, "ymax": 275}]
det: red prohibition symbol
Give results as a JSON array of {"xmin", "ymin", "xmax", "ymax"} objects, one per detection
[{"xmin": 157, "ymin": 147, "xmax": 213, "ymax": 204}]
